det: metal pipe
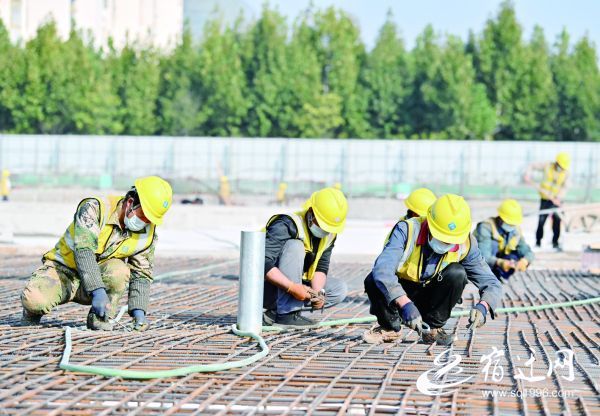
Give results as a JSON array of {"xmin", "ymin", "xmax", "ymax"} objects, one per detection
[{"xmin": 236, "ymin": 231, "xmax": 266, "ymax": 335}]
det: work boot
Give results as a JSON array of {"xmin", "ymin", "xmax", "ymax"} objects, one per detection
[
  {"xmin": 421, "ymin": 327, "xmax": 453, "ymax": 346},
  {"xmin": 553, "ymin": 244, "xmax": 563, "ymax": 252},
  {"xmin": 262, "ymin": 309, "xmax": 276, "ymax": 326},
  {"xmin": 20, "ymin": 309, "xmax": 42, "ymax": 326},
  {"xmin": 86, "ymin": 309, "xmax": 114, "ymax": 331},
  {"xmin": 273, "ymin": 311, "xmax": 317, "ymax": 329},
  {"xmin": 535, "ymin": 241, "xmax": 541, "ymax": 248},
  {"xmin": 362, "ymin": 326, "xmax": 402, "ymax": 344}
]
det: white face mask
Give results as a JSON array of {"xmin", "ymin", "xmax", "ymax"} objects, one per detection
[
  {"xmin": 501, "ymin": 223, "xmax": 516, "ymax": 233},
  {"xmin": 307, "ymin": 211, "xmax": 328, "ymax": 238},
  {"xmin": 428, "ymin": 236, "xmax": 454, "ymax": 254},
  {"xmin": 125, "ymin": 203, "xmax": 148, "ymax": 232}
]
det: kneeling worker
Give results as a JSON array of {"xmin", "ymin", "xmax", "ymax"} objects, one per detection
[
  {"xmin": 263, "ymin": 187, "xmax": 348, "ymax": 328},
  {"xmin": 403, "ymin": 188, "xmax": 437, "ymax": 220},
  {"xmin": 474, "ymin": 199, "xmax": 534, "ymax": 280},
  {"xmin": 363, "ymin": 194, "xmax": 502, "ymax": 345},
  {"xmin": 21, "ymin": 176, "xmax": 172, "ymax": 331}
]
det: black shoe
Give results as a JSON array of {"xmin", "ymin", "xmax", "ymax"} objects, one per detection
[
  {"xmin": 262, "ymin": 309, "xmax": 276, "ymax": 326},
  {"xmin": 535, "ymin": 241, "xmax": 541, "ymax": 248},
  {"xmin": 274, "ymin": 311, "xmax": 317, "ymax": 329},
  {"xmin": 421, "ymin": 327, "xmax": 453, "ymax": 346},
  {"xmin": 20, "ymin": 309, "xmax": 42, "ymax": 326},
  {"xmin": 553, "ymin": 244, "xmax": 563, "ymax": 252}
]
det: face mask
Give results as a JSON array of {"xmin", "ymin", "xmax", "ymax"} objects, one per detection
[
  {"xmin": 501, "ymin": 223, "xmax": 516, "ymax": 233},
  {"xmin": 307, "ymin": 211, "xmax": 328, "ymax": 238},
  {"xmin": 124, "ymin": 204, "xmax": 148, "ymax": 232},
  {"xmin": 428, "ymin": 236, "xmax": 454, "ymax": 254}
]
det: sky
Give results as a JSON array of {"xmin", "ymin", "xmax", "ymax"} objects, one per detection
[{"xmin": 238, "ymin": 0, "xmax": 599, "ymax": 50}]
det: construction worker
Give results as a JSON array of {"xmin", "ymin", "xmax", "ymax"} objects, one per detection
[
  {"xmin": 474, "ymin": 199, "xmax": 534, "ymax": 280},
  {"xmin": 403, "ymin": 188, "xmax": 437, "ymax": 219},
  {"xmin": 525, "ymin": 152, "xmax": 571, "ymax": 250},
  {"xmin": 263, "ymin": 187, "xmax": 348, "ymax": 328},
  {"xmin": 363, "ymin": 194, "xmax": 502, "ymax": 345},
  {"xmin": 20, "ymin": 176, "xmax": 172, "ymax": 331},
  {"xmin": 1, "ymin": 169, "xmax": 10, "ymax": 201}
]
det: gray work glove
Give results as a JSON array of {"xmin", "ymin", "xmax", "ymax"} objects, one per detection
[
  {"xmin": 400, "ymin": 302, "xmax": 423, "ymax": 334},
  {"xmin": 91, "ymin": 288, "xmax": 110, "ymax": 320},
  {"xmin": 468, "ymin": 303, "xmax": 488, "ymax": 329},
  {"xmin": 131, "ymin": 309, "xmax": 149, "ymax": 332}
]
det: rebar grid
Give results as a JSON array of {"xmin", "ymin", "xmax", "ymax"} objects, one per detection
[{"xmin": 0, "ymin": 256, "xmax": 598, "ymax": 415}]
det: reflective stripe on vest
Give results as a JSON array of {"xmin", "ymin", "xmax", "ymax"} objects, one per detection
[
  {"xmin": 540, "ymin": 163, "xmax": 566, "ymax": 199},
  {"xmin": 266, "ymin": 211, "xmax": 336, "ymax": 281},
  {"xmin": 44, "ymin": 196, "xmax": 155, "ymax": 269},
  {"xmin": 396, "ymin": 217, "xmax": 470, "ymax": 283},
  {"xmin": 483, "ymin": 218, "xmax": 520, "ymax": 255}
]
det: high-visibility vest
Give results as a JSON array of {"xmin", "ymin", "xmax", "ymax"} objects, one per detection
[
  {"xmin": 44, "ymin": 196, "xmax": 155, "ymax": 269},
  {"xmin": 479, "ymin": 217, "xmax": 521, "ymax": 256},
  {"xmin": 383, "ymin": 214, "xmax": 409, "ymax": 247},
  {"xmin": 540, "ymin": 163, "xmax": 567, "ymax": 199},
  {"xmin": 266, "ymin": 211, "xmax": 336, "ymax": 281},
  {"xmin": 395, "ymin": 217, "xmax": 470, "ymax": 283}
]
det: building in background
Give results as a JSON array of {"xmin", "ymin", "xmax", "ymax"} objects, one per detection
[
  {"xmin": 184, "ymin": 0, "xmax": 254, "ymax": 41},
  {"xmin": 0, "ymin": 0, "xmax": 184, "ymax": 50}
]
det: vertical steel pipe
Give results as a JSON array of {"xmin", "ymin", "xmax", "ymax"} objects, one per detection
[{"xmin": 237, "ymin": 231, "xmax": 266, "ymax": 334}]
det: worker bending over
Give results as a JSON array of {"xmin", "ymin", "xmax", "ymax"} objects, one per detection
[
  {"xmin": 474, "ymin": 199, "xmax": 534, "ymax": 280},
  {"xmin": 21, "ymin": 176, "xmax": 172, "ymax": 331},
  {"xmin": 263, "ymin": 187, "xmax": 348, "ymax": 328},
  {"xmin": 525, "ymin": 152, "xmax": 570, "ymax": 250},
  {"xmin": 363, "ymin": 194, "xmax": 502, "ymax": 345}
]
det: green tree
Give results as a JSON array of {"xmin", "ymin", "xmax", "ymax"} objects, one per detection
[
  {"xmin": 552, "ymin": 31, "xmax": 600, "ymax": 141},
  {"xmin": 108, "ymin": 44, "xmax": 160, "ymax": 135},
  {"xmin": 476, "ymin": 0, "xmax": 526, "ymax": 139},
  {"xmin": 0, "ymin": 20, "xmax": 23, "ymax": 132},
  {"xmin": 362, "ymin": 13, "xmax": 411, "ymax": 138},
  {"xmin": 312, "ymin": 7, "xmax": 370, "ymax": 138},
  {"xmin": 156, "ymin": 28, "xmax": 202, "ymax": 136},
  {"xmin": 196, "ymin": 19, "xmax": 250, "ymax": 136}
]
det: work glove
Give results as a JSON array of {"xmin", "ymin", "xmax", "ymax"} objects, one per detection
[
  {"xmin": 90, "ymin": 288, "xmax": 110, "ymax": 320},
  {"xmin": 286, "ymin": 282, "xmax": 311, "ymax": 301},
  {"xmin": 468, "ymin": 302, "xmax": 488, "ymax": 329},
  {"xmin": 131, "ymin": 309, "xmax": 148, "ymax": 332},
  {"xmin": 307, "ymin": 288, "xmax": 326, "ymax": 309},
  {"xmin": 399, "ymin": 301, "xmax": 423, "ymax": 333},
  {"xmin": 496, "ymin": 258, "xmax": 515, "ymax": 272},
  {"xmin": 515, "ymin": 258, "xmax": 529, "ymax": 272}
]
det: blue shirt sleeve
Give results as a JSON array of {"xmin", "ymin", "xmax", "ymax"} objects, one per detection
[
  {"xmin": 460, "ymin": 235, "xmax": 503, "ymax": 317},
  {"xmin": 371, "ymin": 221, "xmax": 409, "ymax": 306}
]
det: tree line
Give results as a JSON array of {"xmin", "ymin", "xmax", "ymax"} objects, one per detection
[{"xmin": 0, "ymin": 1, "xmax": 598, "ymax": 141}]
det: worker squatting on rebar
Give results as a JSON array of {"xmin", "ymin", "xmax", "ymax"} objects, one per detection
[
  {"xmin": 262, "ymin": 187, "xmax": 349, "ymax": 328},
  {"xmin": 363, "ymin": 193, "xmax": 503, "ymax": 346},
  {"xmin": 524, "ymin": 152, "xmax": 571, "ymax": 251},
  {"xmin": 474, "ymin": 199, "xmax": 535, "ymax": 281},
  {"xmin": 19, "ymin": 176, "xmax": 173, "ymax": 331}
]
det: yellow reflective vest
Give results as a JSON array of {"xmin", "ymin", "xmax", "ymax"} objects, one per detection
[
  {"xmin": 395, "ymin": 217, "xmax": 470, "ymax": 283},
  {"xmin": 482, "ymin": 217, "xmax": 520, "ymax": 255},
  {"xmin": 540, "ymin": 163, "xmax": 567, "ymax": 199},
  {"xmin": 266, "ymin": 210, "xmax": 336, "ymax": 281},
  {"xmin": 44, "ymin": 196, "xmax": 155, "ymax": 269}
]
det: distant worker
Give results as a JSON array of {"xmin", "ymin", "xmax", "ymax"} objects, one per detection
[
  {"xmin": 20, "ymin": 176, "xmax": 173, "ymax": 331},
  {"xmin": 384, "ymin": 188, "xmax": 437, "ymax": 243},
  {"xmin": 525, "ymin": 152, "xmax": 570, "ymax": 250},
  {"xmin": 1, "ymin": 169, "xmax": 11, "ymax": 201},
  {"xmin": 276, "ymin": 182, "xmax": 288, "ymax": 206},
  {"xmin": 218, "ymin": 175, "xmax": 232, "ymax": 205},
  {"xmin": 263, "ymin": 187, "xmax": 348, "ymax": 328},
  {"xmin": 474, "ymin": 199, "xmax": 534, "ymax": 280},
  {"xmin": 363, "ymin": 194, "xmax": 502, "ymax": 345}
]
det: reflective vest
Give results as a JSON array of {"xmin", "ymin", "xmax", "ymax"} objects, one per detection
[
  {"xmin": 395, "ymin": 217, "xmax": 470, "ymax": 283},
  {"xmin": 383, "ymin": 214, "xmax": 409, "ymax": 247},
  {"xmin": 481, "ymin": 217, "xmax": 521, "ymax": 256},
  {"xmin": 266, "ymin": 211, "xmax": 336, "ymax": 281},
  {"xmin": 540, "ymin": 163, "xmax": 566, "ymax": 199},
  {"xmin": 44, "ymin": 196, "xmax": 156, "ymax": 269}
]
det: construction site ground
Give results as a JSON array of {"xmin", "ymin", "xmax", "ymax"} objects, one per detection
[{"xmin": 1, "ymin": 189, "xmax": 599, "ymax": 414}]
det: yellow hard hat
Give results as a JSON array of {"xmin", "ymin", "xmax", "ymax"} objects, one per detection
[
  {"xmin": 279, "ymin": 182, "xmax": 288, "ymax": 190},
  {"xmin": 134, "ymin": 176, "xmax": 173, "ymax": 225},
  {"xmin": 427, "ymin": 194, "xmax": 471, "ymax": 244},
  {"xmin": 405, "ymin": 188, "xmax": 437, "ymax": 217},
  {"xmin": 2, "ymin": 169, "xmax": 9, "ymax": 177},
  {"xmin": 305, "ymin": 187, "xmax": 348, "ymax": 234},
  {"xmin": 333, "ymin": 182, "xmax": 342, "ymax": 190},
  {"xmin": 556, "ymin": 152, "xmax": 571, "ymax": 170},
  {"xmin": 497, "ymin": 199, "xmax": 523, "ymax": 225}
]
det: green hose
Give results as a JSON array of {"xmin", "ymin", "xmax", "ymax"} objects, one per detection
[
  {"xmin": 59, "ymin": 325, "xmax": 269, "ymax": 380},
  {"xmin": 59, "ymin": 296, "xmax": 600, "ymax": 379}
]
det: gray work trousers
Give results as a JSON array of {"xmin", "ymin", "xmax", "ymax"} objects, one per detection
[{"xmin": 263, "ymin": 239, "xmax": 347, "ymax": 314}]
